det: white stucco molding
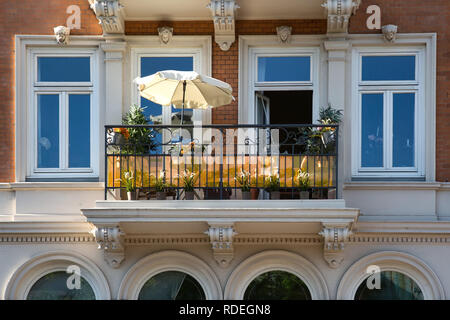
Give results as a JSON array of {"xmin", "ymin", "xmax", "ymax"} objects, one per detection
[
  {"xmin": 207, "ymin": 0, "xmax": 239, "ymax": 51},
  {"xmin": 224, "ymin": 250, "xmax": 329, "ymax": 300},
  {"xmin": 319, "ymin": 223, "xmax": 353, "ymax": 268},
  {"xmin": 322, "ymin": 0, "xmax": 361, "ymax": 35},
  {"xmin": 336, "ymin": 251, "xmax": 445, "ymax": 300},
  {"xmin": 117, "ymin": 250, "xmax": 223, "ymax": 300},
  {"xmin": 3, "ymin": 250, "xmax": 111, "ymax": 300},
  {"xmin": 89, "ymin": 0, "xmax": 125, "ymax": 34},
  {"xmin": 205, "ymin": 222, "xmax": 237, "ymax": 268},
  {"xmin": 92, "ymin": 225, "xmax": 125, "ymax": 268}
]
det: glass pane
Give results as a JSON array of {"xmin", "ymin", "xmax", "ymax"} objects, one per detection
[
  {"xmin": 69, "ymin": 94, "xmax": 90, "ymax": 168},
  {"xmin": 140, "ymin": 56, "xmax": 193, "ymax": 122},
  {"xmin": 37, "ymin": 94, "xmax": 59, "ymax": 168},
  {"xmin": 393, "ymin": 93, "xmax": 415, "ymax": 167},
  {"xmin": 362, "ymin": 56, "xmax": 415, "ymax": 81},
  {"xmin": 27, "ymin": 271, "xmax": 96, "ymax": 300},
  {"xmin": 243, "ymin": 271, "xmax": 311, "ymax": 300},
  {"xmin": 361, "ymin": 93, "xmax": 384, "ymax": 167},
  {"xmin": 38, "ymin": 57, "xmax": 90, "ymax": 82},
  {"xmin": 138, "ymin": 271, "xmax": 205, "ymax": 300},
  {"xmin": 355, "ymin": 271, "xmax": 424, "ymax": 300},
  {"xmin": 257, "ymin": 56, "xmax": 310, "ymax": 82}
]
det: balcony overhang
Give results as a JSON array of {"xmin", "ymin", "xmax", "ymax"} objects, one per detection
[{"xmin": 82, "ymin": 200, "xmax": 359, "ymax": 269}]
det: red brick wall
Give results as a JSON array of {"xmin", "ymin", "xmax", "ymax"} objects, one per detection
[
  {"xmin": 0, "ymin": 0, "xmax": 102, "ymax": 182},
  {"xmin": 349, "ymin": 0, "xmax": 450, "ymax": 181},
  {"xmin": 1, "ymin": 1, "xmax": 448, "ymax": 181}
]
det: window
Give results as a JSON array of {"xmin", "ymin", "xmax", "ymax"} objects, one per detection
[
  {"xmin": 248, "ymin": 48, "xmax": 319, "ymax": 125},
  {"xmin": 138, "ymin": 271, "xmax": 205, "ymax": 300},
  {"xmin": 243, "ymin": 271, "xmax": 312, "ymax": 300},
  {"xmin": 353, "ymin": 50, "xmax": 425, "ymax": 178},
  {"xmin": 28, "ymin": 49, "xmax": 98, "ymax": 179},
  {"xmin": 355, "ymin": 271, "xmax": 424, "ymax": 300},
  {"xmin": 27, "ymin": 271, "xmax": 96, "ymax": 300}
]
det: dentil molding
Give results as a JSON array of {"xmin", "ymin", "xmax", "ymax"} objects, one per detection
[
  {"xmin": 93, "ymin": 226, "xmax": 125, "ymax": 268},
  {"xmin": 207, "ymin": 0, "xmax": 239, "ymax": 51},
  {"xmin": 89, "ymin": 0, "xmax": 125, "ymax": 34},
  {"xmin": 205, "ymin": 223, "xmax": 237, "ymax": 267},
  {"xmin": 322, "ymin": 0, "xmax": 361, "ymax": 34}
]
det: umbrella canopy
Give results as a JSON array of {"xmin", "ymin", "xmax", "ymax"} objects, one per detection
[{"xmin": 134, "ymin": 70, "xmax": 234, "ymax": 124}]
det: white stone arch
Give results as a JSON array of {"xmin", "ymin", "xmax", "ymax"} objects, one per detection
[
  {"xmin": 4, "ymin": 250, "xmax": 111, "ymax": 300},
  {"xmin": 337, "ymin": 251, "xmax": 445, "ymax": 300},
  {"xmin": 224, "ymin": 250, "xmax": 329, "ymax": 300},
  {"xmin": 117, "ymin": 250, "xmax": 223, "ymax": 300}
]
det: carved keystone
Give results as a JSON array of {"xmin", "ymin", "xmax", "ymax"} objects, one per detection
[
  {"xmin": 205, "ymin": 223, "xmax": 237, "ymax": 267},
  {"xmin": 319, "ymin": 223, "xmax": 352, "ymax": 268},
  {"xmin": 93, "ymin": 226, "xmax": 125, "ymax": 268}
]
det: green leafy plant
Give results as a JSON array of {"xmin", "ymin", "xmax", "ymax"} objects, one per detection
[
  {"xmin": 153, "ymin": 170, "xmax": 168, "ymax": 192},
  {"xmin": 179, "ymin": 169, "xmax": 198, "ymax": 192},
  {"xmin": 235, "ymin": 169, "xmax": 251, "ymax": 192},
  {"xmin": 122, "ymin": 104, "xmax": 155, "ymax": 154},
  {"xmin": 319, "ymin": 104, "xmax": 343, "ymax": 125},
  {"xmin": 120, "ymin": 170, "xmax": 136, "ymax": 192},
  {"xmin": 294, "ymin": 169, "xmax": 311, "ymax": 191},
  {"xmin": 265, "ymin": 172, "xmax": 280, "ymax": 192}
]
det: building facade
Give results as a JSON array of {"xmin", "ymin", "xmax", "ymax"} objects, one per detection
[{"xmin": 0, "ymin": 0, "xmax": 449, "ymax": 300}]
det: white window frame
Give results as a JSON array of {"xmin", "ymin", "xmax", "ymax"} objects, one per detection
[
  {"xmin": 128, "ymin": 36, "xmax": 212, "ymax": 126},
  {"xmin": 26, "ymin": 47, "xmax": 100, "ymax": 180},
  {"xmin": 249, "ymin": 47, "xmax": 320, "ymax": 124},
  {"xmin": 351, "ymin": 47, "xmax": 426, "ymax": 179},
  {"xmin": 132, "ymin": 50, "xmax": 202, "ymax": 125}
]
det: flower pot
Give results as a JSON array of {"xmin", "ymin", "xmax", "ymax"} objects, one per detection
[
  {"xmin": 300, "ymin": 191, "xmax": 310, "ymax": 200},
  {"xmin": 127, "ymin": 191, "xmax": 137, "ymax": 200},
  {"xmin": 327, "ymin": 188, "xmax": 336, "ymax": 199},
  {"xmin": 185, "ymin": 191, "xmax": 195, "ymax": 200},
  {"xmin": 250, "ymin": 189, "xmax": 260, "ymax": 200},
  {"xmin": 241, "ymin": 191, "xmax": 251, "ymax": 200},
  {"xmin": 270, "ymin": 191, "xmax": 280, "ymax": 200},
  {"xmin": 156, "ymin": 191, "xmax": 166, "ymax": 200}
]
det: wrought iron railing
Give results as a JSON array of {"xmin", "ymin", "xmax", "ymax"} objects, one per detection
[{"xmin": 104, "ymin": 124, "xmax": 339, "ymax": 200}]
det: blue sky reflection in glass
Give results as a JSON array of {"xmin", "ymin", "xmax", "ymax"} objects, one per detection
[
  {"xmin": 38, "ymin": 57, "xmax": 90, "ymax": 82},
  {"xmin": 362, "ymin": 56, "xmax": 415, "ymax": 81},
  {"xmin": 257, "ymin": 56, "xmax": 310, "ymax": 82}
]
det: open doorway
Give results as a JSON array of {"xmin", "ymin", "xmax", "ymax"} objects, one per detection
[{"xmin": 255, "ymin": 90, "xmax": 313, "ymax": 125}]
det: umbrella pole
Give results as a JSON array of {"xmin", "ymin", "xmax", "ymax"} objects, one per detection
[{"xmin": 181, "ymin": 80, "xmax": 186, "ymax": 125}]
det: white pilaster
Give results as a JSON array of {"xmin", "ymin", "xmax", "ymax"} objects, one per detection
[
  {"xmin": 324, "ymin": 40, "xmax": 350, "ymax": 197},
  {"xmin": 101, "ymin": 41, "xmax": 126, "ymax": 124}
]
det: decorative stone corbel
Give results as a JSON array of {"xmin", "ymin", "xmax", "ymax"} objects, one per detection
[
  {"xmin": 276, "ymin": 26, "xmax": 292, "ymax": 44},
  {"xmin": 319, "ymin": 223, "xmax": 352, "ymax": 268},
  {"xmin": 205, "ymin": 223, "xmax": 237, "ymax": 267},
  {"xmin": 158, "ymin": 26, "xmax": 174, "ymax": 45},
  {"xmin": 322, "ymin": 0, "xmax": 361, "ymax": 34},
  {"xmin": 89, "ymin": 0, "xmax": 125, "ymax": 34},
  {"xmin": 53, "ymin": 26, "xmax": 70, "ymax": 45},
  {"xmin": 93, "ymin": 226, "xmax": 125, "ymax": 268},
  {"xmin": 207, "ymin": 0, "xmax": 240, "ymax": 51},
  {"xmin": 382, "ymin": 24, "xmax": 398, "ymax": 43}
]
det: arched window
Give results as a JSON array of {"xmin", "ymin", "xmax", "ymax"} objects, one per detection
[
  {"xmin": 138, "ymin": 271, "xmax": 205, "ymax": 300},
  {"xmin": 355, "ymin": 271, "xmax": 424, "ymax": 300},
  {"xmin": 243, "ymin": 271, "xmax": 312, "ymax": 300},
  {"xmin": 27, "ymin": 271, "xmax": 96, "ymax": 300}
]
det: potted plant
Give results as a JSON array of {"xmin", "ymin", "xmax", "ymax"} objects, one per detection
[
  {"xmin": 154, "ymin": 170, "xmax": 167, "ymax": 200},
  {"xmin": 121, "ymin": 170, "xmax": 136, "ymax": 200},
  {"xmin": 121, "ymin": 104, "xmax": 156, "ymax": 154},
  {"xmin": 235, "ymin": 170, "xmax": 251, "ymax": 200},
  {"xmin": 295, "ymin": 169, "xmax": 311, "ymax": 199},
  {"xmin": 179, "ymin": 169, "xmax": 198, "ymax": 200},
  {"xmin": 265, "ymin": 172, "xmax": 280, "ymax": 200}
]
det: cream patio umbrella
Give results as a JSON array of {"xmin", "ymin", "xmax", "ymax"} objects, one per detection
[{"xmin": 134, "ymin": 70, "xmax": 234, "ymax": 125}]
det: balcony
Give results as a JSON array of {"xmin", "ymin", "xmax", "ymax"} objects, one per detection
[{"xmin": 104, "ymin": 124, "xmax": 339, "ymax": 201}]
